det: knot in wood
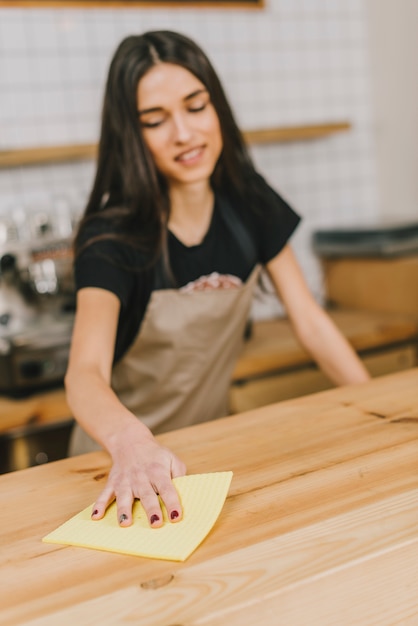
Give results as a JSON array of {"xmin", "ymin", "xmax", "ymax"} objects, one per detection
[{"xmin": 140, "ymin": 574, "xmax": 174, "ymax": 590}]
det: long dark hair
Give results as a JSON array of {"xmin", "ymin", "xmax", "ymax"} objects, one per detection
[{"xmin": 75, "ymin": 30, "xmax": 262, "ymax": 265}]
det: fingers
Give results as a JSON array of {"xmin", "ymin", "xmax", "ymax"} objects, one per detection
[
  {"xmin": 91, "ymin": 480, "xmax": 137, "ymax": 527},
  {"xmin": 91, "ymin": 485, "xmax": 115, "ymax": 521},
  {"xmin": 91, "ymin": 478, "xmax": 182, "ymax": 528},
  {"xmin": 92, "ymin": 483, "xmax": 162, "ymax": 527},
  {"xmin": 115, "ymin": 488, "xmax": 135, "ymax": 527},
  {"xmin": 139, "ymin": 454, "xmax": 186, "ymax": 525},
  {"xmin": 90, "ymin": 449, "xmax": 187, "ymax": 528},
  {"xmin": 154, "ymin": 476, "xmax": 183, "ymax": 524},
  {"xmin": 134, "ymin": 483, "xmax": 164, "ymax": 528},
  {"xmin": 171, "ymin": 456, "xmax": 187, "ymax": 479}
]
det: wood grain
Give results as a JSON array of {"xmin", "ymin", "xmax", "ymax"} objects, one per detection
[
  {"xmin": 1, "ymin": 309, "xmax": 416, "ymax": 433},
  {"xmin": 0, "ymin": 122, "xmax": 350, "ymax": 169},
  {"xmin": 0, "ymin": 369, "xmax": 417, "ymax": 625},
  {"xmin": 16, "ymin": 490, "xmax": 418, "ymax": 626}
]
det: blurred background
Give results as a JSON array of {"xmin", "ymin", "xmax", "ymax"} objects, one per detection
[
  {"xmin": 0, "ymin": 0, "xmax": 417, "ymax": 471},
  {"xmin": 0, "ymin": 0, "xmax": 416, "ymax": 296}
]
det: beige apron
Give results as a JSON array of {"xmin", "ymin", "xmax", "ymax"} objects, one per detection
[{"xmin": 70, "ymin": 265, "xmax": 260, "ymax": 455}]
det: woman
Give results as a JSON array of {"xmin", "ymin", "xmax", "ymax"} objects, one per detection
[{"xmin": 65, "ymin": 31, "xmax": 370, "ymax": 529}]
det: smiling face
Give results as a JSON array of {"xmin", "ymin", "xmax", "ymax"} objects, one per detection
[{"xmin": 137, "ymin": 63, "xmax": 223, "ymax": 190}]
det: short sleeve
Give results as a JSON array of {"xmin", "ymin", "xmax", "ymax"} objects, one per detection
[
  {"xmin": 247, "ymin": 174, "xmax": 301, "ymax": 264},
  {"xmin": 74, "ymin": 219, "xmax": 135, "ymax": 308}
]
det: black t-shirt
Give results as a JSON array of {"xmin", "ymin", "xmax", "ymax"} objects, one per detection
[{"xmin": 74, "ymin": 185, "xmax": 300, "ymax": 362}]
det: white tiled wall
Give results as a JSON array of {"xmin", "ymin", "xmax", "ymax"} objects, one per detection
[{"xmin": 0, "ymin": 0, "xmax": 379, "ymax": 314}]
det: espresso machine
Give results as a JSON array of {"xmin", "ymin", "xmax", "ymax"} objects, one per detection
[{"xmin": 0, "ymin": 203, "xmax": 76, "ymax": 396}]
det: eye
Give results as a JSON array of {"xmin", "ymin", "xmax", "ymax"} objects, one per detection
[
  {"xmin": 187, "ymin": 94, "xmax": 210, "ymax": 113},
  {"xmin": 139, "ymin": 112, "xmax": 167, "ymax": 129},
  {"xmin": 140, "ymin": 119, "xmax": 164, "ymax": 129},
  {"xmin": 188, "ymin": 102, "xmax": 208, "ymax": 113}
]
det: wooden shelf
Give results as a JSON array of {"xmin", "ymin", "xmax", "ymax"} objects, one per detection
[
  {"xmin": 0, "ymin": 122, "xmax": 351, "ymax": 169},
  {"xmin": 0, "ymin": 144, "xmax": 98, "ymax": 169},
  {"xmin": 244, "ymin": 121, "xmax": 351, "ymax": 144},
  {"xmin": 0, "ymin": 1, "xmax": 264, "ymax": 8}
]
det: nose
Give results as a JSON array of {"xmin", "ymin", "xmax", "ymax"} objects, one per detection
[{"xmin": 171, "ymin": 112, "xmax": 193, "ymax": 144}]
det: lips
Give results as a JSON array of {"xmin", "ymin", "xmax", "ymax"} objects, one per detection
[{"xmin": 175, "ymin": 146, "xmax": 205, "ymax": 163}]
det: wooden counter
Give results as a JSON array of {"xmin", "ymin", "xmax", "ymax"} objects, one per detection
[
  {"xmin": 0, "ymin": 388, "xmax": 71, "ymax": 433},
  {"xmin": 233, "ymin": 308, "xmax": 418, "ymax": 380},
  {"xmin": 1, "ymin": 308, "xmax": 417, "ymax": 434},
  {"xmin": 230, "ymin": 308, "xmax": 418, "ymax": 412},
  {"xmin": 1, "ymin": 369, "xmax": 418, "ymax": 625}
]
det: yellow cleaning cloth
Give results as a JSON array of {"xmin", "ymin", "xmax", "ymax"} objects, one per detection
[{"xmin": 43, "ymin": 472, "xmax": 233, "ymax": 562}]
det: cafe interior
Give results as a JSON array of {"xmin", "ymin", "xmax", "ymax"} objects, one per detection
[{"xmin": 0, "ymin": 1, "xmax": 417, "ymax": 623}]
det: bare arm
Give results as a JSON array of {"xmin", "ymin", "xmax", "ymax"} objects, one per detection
[
  {"xmin": 65, "ymin": 287, "xmax": 186, "ymax": 527},
  {"xmin": 266, "ymin": 246, "xmax": 370, "ymax": 386}
]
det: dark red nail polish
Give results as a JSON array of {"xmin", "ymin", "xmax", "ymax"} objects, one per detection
[
  {"xmin": 150, "ymin": 514, "xmax": 160, "ymax": 524},
  {"xmin": 170, "ymin": 510, "xmax": 179, "ymax": 520},
  {"xmin": 92, "ymin": 509, "xmax": 99, "ymax": 517},
  {"xmin": 119, "ymin": 513, "xmax": 128, "ymax": 524}
]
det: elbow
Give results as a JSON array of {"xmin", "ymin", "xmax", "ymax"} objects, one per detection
[
  {"xmin": 64, "ymin": 359, "xmax": 87, "ymax": 399},
  {"xmin": 64, "ymin": 359, "xmax": 110, "ymax": 398}
]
